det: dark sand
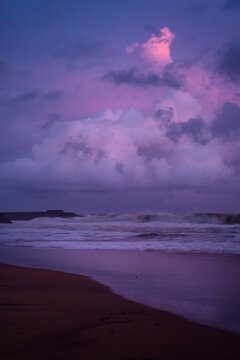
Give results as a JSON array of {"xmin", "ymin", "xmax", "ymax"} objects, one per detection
[
  {"xmin": 1, "ymin": 247, "xmax": 240, "ymax": 333},
  {"xmin": 0, "ymin": 263, "xmax": 240, "ymax": 360}
]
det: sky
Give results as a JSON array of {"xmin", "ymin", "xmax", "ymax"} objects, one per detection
[{"xmin": 0, "ymin": 0, "xmax": 240, "ymax": 213}]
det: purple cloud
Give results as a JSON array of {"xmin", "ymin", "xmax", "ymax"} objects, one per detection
[
  {"xmin": 16, "ymin": 91, "xmax": 39, "ymax": 102},
  {"xmin": 102, "ymin": 67, "xmax": 183, "ymax": 89},
  {"xmin": 211, "ymin": 102, "xmax": 240, "ymax": 139},
  {"xmin": 166, "ymin": 118, "xmax": 208, "ymax": 144},
  {"xmin": 216, "ymin": 42, "xmax": 240, "ymax": 82},
  {"xmin": 1, "ymin": 90, "xmax": 64, "ymax": 104},
  {"xmin": 42, "ymin": 112, "xmax": 61, "ymax": 130},
  {"xmin": 0, "ymin": 90, "xmax": 238, "ymax": 195}
]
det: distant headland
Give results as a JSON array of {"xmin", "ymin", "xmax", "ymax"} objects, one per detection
[{"xmin": 0, "ymin": 210, "xmax": 80, "ymax": 223}]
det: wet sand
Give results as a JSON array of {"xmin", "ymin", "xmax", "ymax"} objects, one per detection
[
  {"xmin": 1, "ymin": 262, "xmax": 240, "ymax": 360},
  {"xmin": 1, "ymin": 247, "xmax": 240, "ymax": 333}
]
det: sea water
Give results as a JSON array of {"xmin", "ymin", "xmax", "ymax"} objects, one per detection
[{"xmin": 0, "ymin": 212, "xmax": 240, "ymax": 254}]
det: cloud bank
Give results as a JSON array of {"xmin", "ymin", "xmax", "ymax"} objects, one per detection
[{"xmin": 0, "ymin": 90, "xmax": 239, "ymax": 195}]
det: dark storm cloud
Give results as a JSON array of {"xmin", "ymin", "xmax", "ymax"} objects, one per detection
[
  {"xmin": 165, "ymin": 102, "xmax": 240, "ymax": 143},
  {"xmin": 102, "ymin": 67, "xmax": 183, "ymax": 89},
  {"xmin": 223, "ymin": 0, "xmax": 240, "ymax": 10},
  {"xmin": 166, "ymin": 118, "xmax": 208, "ymax": 144},
  {"xmin": 216, "ymin": 42, "xmax": 240, "ymax": 82},
  {"xmin": 55, "ymin": 37, "xmax": 108, "ymax": 61},
  {"xmin": 211, "ymin": 102, "xmax": 240, "ymax": 139},
  {"xmin": 161, "ymin": 71, "xmax": 184, "ymax": 89}
]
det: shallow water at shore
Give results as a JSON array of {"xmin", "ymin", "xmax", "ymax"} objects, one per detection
[{"xmin": 1, "ymin": 247, "xmax": 240, "ymax": 334}]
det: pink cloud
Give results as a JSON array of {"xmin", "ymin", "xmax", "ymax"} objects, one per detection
[
  {"xmin": 126, "ymin": 27, "xmax": 175, "ymax": 67},
  {"xmin": 0, "ymin": 90, "xmax": 237, "ymax": 193},
  {"xmin": 126, "ymin": 42, "xmax": 139, "ymax": 54},
  {"xmin": 153, "ymin": 90, "xmax": 201, "ymax": 123},
  {"xmin": 168, "ymin": 61, "xmax": 240, "ymax": 119}
]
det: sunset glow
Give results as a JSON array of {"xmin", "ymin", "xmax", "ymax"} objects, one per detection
[{"xmin": 0, "ymin": 0, "xmax": 240, "ymax": 212}]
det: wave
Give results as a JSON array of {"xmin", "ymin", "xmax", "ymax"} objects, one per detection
[
  {"xmin": 78, "ymin": 212, "xmax": 240, "ymax": 225},
  {"xmin": 13, "ymin": 211, "xmax": 240, "ymax": 226},
  {"xmin": 194, "ymin": 213, "xmax": 240, "ymax": 225},
  {"xmin": 103, "ymin": 212, "xmax": 240, "ymax": 225},
  {"xmin": 1, "ymin": 211, "xmax": 240, "ymax": 255}
]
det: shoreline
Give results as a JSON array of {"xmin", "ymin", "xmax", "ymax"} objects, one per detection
[
  {"xmin": 1, "ymin": 247, "xmax": 240, "ymax": 334},
  {"xmin": 1, "ymin": 262, "xmax": 240, "ymax": 359},
  {"xmin": 3, "ymin": 244, "xmax": 240, "ymax": 256}
]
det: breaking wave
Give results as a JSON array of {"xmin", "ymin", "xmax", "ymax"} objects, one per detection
[{"xmin": 0, "ymin": 212, "xmax": 240, "ymax": 254}]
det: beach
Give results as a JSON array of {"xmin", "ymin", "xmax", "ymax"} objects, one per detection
[
  {"xmin": 1, "ymin": 247, "xmax": 240, "ymax": 334},
  {"xmin": 1, "ymin": 262, "xmax": 240, "ymax": 360},
  {"xmin": 1, "ymin": 215, "xmax": 240, "ymax": 358}
]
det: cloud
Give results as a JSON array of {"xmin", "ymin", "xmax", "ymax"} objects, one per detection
[
  {"xmin": 55, "ymin": 37, "xmax": 108, "ymax": 61},
  {"xmin": 211, "ymin": 102, "xmax": 240, "ymax": 139},
  {"xmin": 16, "ymin": 91, "xmax": 39, "ymax": 102},
  {"xmin": 164, "ymin": 101, "xmax": 240, "ymax": 143},
  {"xmin": 102, "ymin": 67, "xmax": 183, "ymax": 89},
  {"xmin": 166, "ymin": 118, "xmax": 208, "ymax": 144},
  {"xmin": 216, "ymin": 42, "xmax": 240, "ymax": 82},
  {"xmin": 0, "ymin": 90, "xmax": 238, "ymax": 193},
  {"xmin": 153, "ymin": 90, "xmax": 202, "ymax": 124},
  {"xmin": 42, "ymin": 112, "xmax": 61, "ymax": 129},
  {"xmin": 126, "ymin": 27, "xmax": 175, "ymax": 67},
  {"xmin": 223, "ymin": 0, "xmax": 240, "ymax": 10},
  {"xmin": 1, "ymin": 90, "xmax": 64, "ymax": 104}
]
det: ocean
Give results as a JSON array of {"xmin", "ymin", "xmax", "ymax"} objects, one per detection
[{"xmin": 1, "ymin": 212, "xmax": 240, "ymax": 254}]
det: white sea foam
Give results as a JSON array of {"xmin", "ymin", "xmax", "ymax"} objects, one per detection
[{"xmin": 0, "ymin": 213, "xmax": 240, "ymax": 254}]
